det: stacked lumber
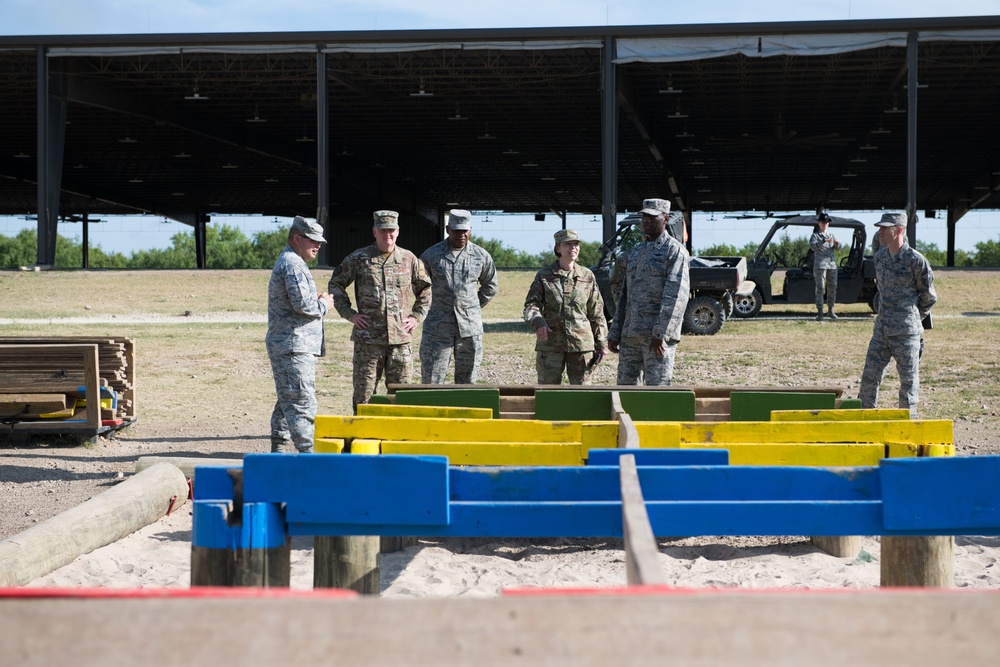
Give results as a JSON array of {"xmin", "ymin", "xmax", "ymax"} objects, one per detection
[{"xmin": 0, "ymin": 336, "xmax": 136, "ymax": 422}]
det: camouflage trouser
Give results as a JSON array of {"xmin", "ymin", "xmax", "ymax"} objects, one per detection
[
  {"xmin": 535, "ymin": 350, "xmax": 592, "ymax": 385},
  {"xmin": 420, "ymin": 332, "xmax": 483, "ymax": 384},
  {"xmin": 269, "ymin": 352, "xmax": 317, "ymax": 452},
  {"xmin": 616, "ymin": 336, "xmax": 677, "ymax": 386},
  {"xmin": 353, "ymin": 341, "xmax": 412, "ymax": 413},
  {"xmin": 814, "ymin": 267, "xmax": 838, "ymax": 310},
  {"xmin": 859, "ymin": 329, "xmax": 921, "ymax": 417}
]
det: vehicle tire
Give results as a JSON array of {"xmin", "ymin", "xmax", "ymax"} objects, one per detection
[
  {"xmin": 732, "ymin": 288, "xmax": 763, "ymax": 319},
  {"xmin": 721, "ymin": 291, "xmax": 735, "ymax": 320},
  {"xmin": 683, "ymin": 296, "xmax": 725, "ymax": 336}
]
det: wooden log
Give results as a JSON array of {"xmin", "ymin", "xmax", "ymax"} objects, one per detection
[
  {"xmin": 881, "ymin": 536, "xmax": 954, "ymax": 587},
  {"xmin": 314, "ymin": 535, "xmax": 380, "ymax": 595},
  {"xmin": 811, "ymin": 535, "xmax": 864, "ymax": 559},
  {"xmin": 619, "ymin": 455, "xmax": 666, "ymax": 585},
  {"xmin": 0, "ymin": 463, "xmax": 189, "ymax": 586}
]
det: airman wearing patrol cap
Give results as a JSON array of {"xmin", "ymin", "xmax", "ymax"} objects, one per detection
[
  {"xmin": 608, "ymin": 197, "xmax": 691, "ymax": 386},
  {"xmin": 859, "ymin": 210, "xmax": 936, "ymax": 417},
  {"xmin": 419, "ymin": 208, "xmax": 498, "ymax": 384},
  {"xmin": 266, "ymin": 216, "xmax": 334, "ymax": 453},
  {"xmin": 524, "ymin": 229, "xmax": 608, "ymax": 385},
  {"xmin": 328, "ymin": 209, "xmax": 431, "ymax": 411}
]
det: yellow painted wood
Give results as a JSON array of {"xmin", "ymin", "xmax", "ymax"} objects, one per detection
[
  {"xmin": 771, "ymin": 409, "xmax": 910, "ymax": 422},
  {"xmin": 380, "ymin": 441, "xmax": 585, "ymax": 466},
  {"xmin": 631, "ymin": 422, "xmax": 683, "ymax": 449},
  {"xmin": 886, "ymin": 442, "xmax": 920, "ymax": 458},
  {"xmin": 922, "ymin": 444, "xmax": 955, "ymax": 457},
  {"xmin": 681, "ymin": 442, "xmax": 885, "ymax": 466},
  {"xmin": 675, "ymin": 420, "xmax": 952, "ymax": 445},
  {"xmin": 356, "ymin": 404, "xmax": 494, "ymax": 419},
  {"xmin": 315, "ymin": 437, "xmax": 346, "ymax": 453},
  {"xmin": 350, "ymin": 439, "xmax": 382, "ymax": 455},
  {"xmin": 581, "ymin": 422, "xmax": 619, "ymax": 454},
  {"xmin": 316, "ymin": 415, "xmax": 582, "ymax": 444}
]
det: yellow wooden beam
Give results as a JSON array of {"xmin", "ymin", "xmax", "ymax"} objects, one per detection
[
  {"xmin": 316, "ymin": 415, "xmax": 584, "ymax": 443},
  {"xmin": 681, "ymin": 442, "xmax": 885, "ymax": 466},
  {"xmin": 674, "ymin": 420, "xmax": 952, "ymax": 445},
  {"xmin": 315, "ymin": 437, "xmax": 346, "ymax": 453},
  {"xmin": 380, "ymin": 441, "xmax": 585, "ymax": 466},
  {"xmin": 350, "ymin": 439, "xmax": 382, "ymax": 455},
  {"xmin": 771, "ymin": 409, "xmax": 910, "ymax": 422},
  {"xmin": 356, "ymin": 404, "xmax": 493, "ymax": 419}
]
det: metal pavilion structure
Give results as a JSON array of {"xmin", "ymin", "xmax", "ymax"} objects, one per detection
[{"xmin": 2, "ymin": 16, "xmax": 999, "ymax": 267}]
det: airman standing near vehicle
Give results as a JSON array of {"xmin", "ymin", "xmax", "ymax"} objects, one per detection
[
  {"xmin": 810, "ymin": 212, "xmax": 841, "ymax": 321},
  {"xmin": 266, "ymin": 216, "xmax": 334, "ymax": 453},
  {"xmin": 858, "ymin": 212, "xmax": 936, "ymax": 418},
  {"xmin": 419, "ymin": 209, "xmax": 498, "ymax": 384},
  {"xmin": 524, "ymin": 229, "xmax": 608, "ymax": 384},
  {"xmin": 607, "ymin": 198, "xmax": 691, "ymax": 385},
  {"xmin": 328, "ymin": 210, "xmax": 431, "ymax": 412}
]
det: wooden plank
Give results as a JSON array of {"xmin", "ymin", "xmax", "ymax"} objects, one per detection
[
  {"xmin": 381, "ymin": 440, "xmax": 585, "ymax": 466},
  {"xmin": 881, "ymin": 456, "xmax": 1000, "ymax": 532},
  {"xmin": 587, "ymin": 448, "xmax": 729, "ymax": 466},
  {"xmin": 730, "ymin": 391, "xmax": 837, "ymax": 421},
  {"xmin": 680, "ymin": 442, "xmax": 885, "ymax": 467},
  {"xmin": 0, "ymin": 394, "xmax": 67, "ymax": 418},
  {"xmin": 619, "ymin": 455, "xmax": 666, "ymax": 585},
  {"xmin": 772, "ymin": 408, "xmax": 910, "ymax": 422},
  {"xmin": 357, "ymin": 403, "xmax": 493, "ymax": 419},
  {"xmin": 671, "ymin": 420, "xmax": 954, "ymax": 445},
  {"xmin": 3, "ymin": 591, "xmax": 1000, "ymax": 665},
  {"xmin": 316, "ymin": 415, "xmax": 583, "ymax": 443},
  {"xmin": 242, "ymin": 453, "xmax": 450, "ymax": 526},
  {"xmin": 135, "ymin": 455, "xmax": 244, "ymax": 479}
]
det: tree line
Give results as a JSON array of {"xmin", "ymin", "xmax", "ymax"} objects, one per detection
[{"xmin": 1, "ymin": 224, "xmax": 997, "ymax": 270}]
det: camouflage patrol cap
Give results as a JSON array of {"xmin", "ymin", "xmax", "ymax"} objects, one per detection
[
  {"xmin": 373, "ymin": 210, "xmax": 399, "ymax": 229},
  {"xmin": 290, "ymin": 215, "xmax": 327, "ymax": 243},
  {"xmin": 875, "ymin": 211, "xmax": 907, "ymax": 227},
  {"xmin": 447, "ymin": 209, "xmax": 472, "ymax": 231},
  {"xmin": 639, "ymin": 198, "xmax": 671, "ymax": 216},
  {"xmin": 554, "ymin": 229, "xmax": 580, "ymax": 244}
]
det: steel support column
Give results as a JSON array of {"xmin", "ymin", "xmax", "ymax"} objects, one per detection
[
  {"xmin": 35, "ymin": 46, "xmax": 67, "ymax": 267},
  {"xmin": 906, "ymin": 32, "xmax": 919, "ymax": 246},
  {"xmin": 601, "ymin": 35, "xmax": 618, "ymax": 243},
  {"xmin": 947, "ymin": 208, "xmax": 957, "ymax": 267},
  {"xmin": 316, "ymin": 49, "xmax": 331, "ymax": 267}
]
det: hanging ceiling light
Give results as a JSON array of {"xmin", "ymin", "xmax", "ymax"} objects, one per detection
[
  {"xmin": 447, "ymin": 105, "xmax": 468, "ymax": 120},
  {"xmin": 184, "ymin": 84, "xmax": 209, "ymax": 101},
  {"xmin": 659, "ymin": 76, "xmax": 683, "ymax": 94},
  {"xmin": 410, "ymin": 79, "xmax": 434, "ymax": 98},
  {"xmin": 246, "ymin": 107, "xmax": 268, "ymax": 123}
]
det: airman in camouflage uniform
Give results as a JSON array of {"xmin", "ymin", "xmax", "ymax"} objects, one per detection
[
  {"xmin": 328, "ymin": 210, "xmax": 431, "ymax": 412},
  {"xmin": 810, "ymin": 213, "xmax": 841, "ymax": 320},
  {"xmin": 419, "ymin": 209, "xmax": 499, "ymax": 384},
  {"xmin": 859, "ymin": 212, "xmax": 936, "ymax": 417},
  {"xmin": 607, "ymin": 198, "xmax": 691, "ymax": 386},
  {"xmin": 523, "ymin": 229, "xmax": 608, "ymax": 384},
  {"xmin": 266, "ymin": 216, "xmax": 334, "ymax": 453}
]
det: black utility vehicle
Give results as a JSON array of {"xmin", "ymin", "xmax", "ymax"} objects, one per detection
[{"xmin": 732, "ymin": 214, "xmax": 878, "ymax": 318}]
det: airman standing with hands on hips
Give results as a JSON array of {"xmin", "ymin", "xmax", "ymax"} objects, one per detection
[
  {"xmin": 810, "ymin": 212, "xmax": 841, "ymax": 321},
  {"xmin": 328, "ymin": 210, "xmax": 431, "ymax": 412}
]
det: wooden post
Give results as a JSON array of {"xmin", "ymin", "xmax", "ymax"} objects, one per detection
[
  {"xmin": 811, "ymin": 535, "xmax": 864, "ymax": 558},
  {"xmin": 881, "ymin": 536, "xmax": 954, "ymax": 587},
  {"xmin": 190, "ymin": 498, "xmax": 290, "ymax": 588},
  {"xmin": 381, "ymin": 536, "xmax": 418, "ymax": 553},
  {"xmin": 314, "ymin": 535, "xmax": 380, "ymax": 595}
]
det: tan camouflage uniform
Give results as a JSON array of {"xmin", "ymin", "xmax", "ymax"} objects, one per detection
[
  {"xmin": 523, "ymin": 261, "xmax": 608, "ymax": 385},
  {"xmin": 859, "ymin": 216, "xmax": 936, "ymax": 417},
  {"xmin": 608, "ymin": 228, "xmax": 691, "ymax": 386},
  {"xmin": 329, "ymin": 243, "xmax": 431, "ymax": 411}
]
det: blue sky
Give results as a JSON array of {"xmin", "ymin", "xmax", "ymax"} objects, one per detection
[{"xmin": 3, "ymin": 1, "xmax": 999, "ymax": 256}]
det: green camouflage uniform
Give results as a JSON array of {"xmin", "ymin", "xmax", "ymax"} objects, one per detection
[
  {"xmin": 523, "ymin": 261, "xmax": 608, "ymax": 385},
  {"xmin": 328, "ymin": 244, "xmax": 431, "ymax": 411}
]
